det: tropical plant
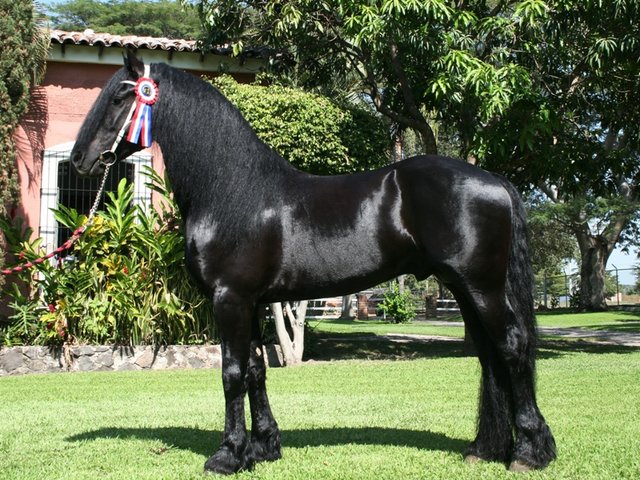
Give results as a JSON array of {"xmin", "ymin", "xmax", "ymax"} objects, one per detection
[{"xmin": 0, "ymin": 169, "xmax": 215, "ymax": 346}]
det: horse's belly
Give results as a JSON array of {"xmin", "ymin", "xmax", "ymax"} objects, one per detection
[{"xmin": 262, "ymin": 229, "xmax": 418, "ymax": 301}]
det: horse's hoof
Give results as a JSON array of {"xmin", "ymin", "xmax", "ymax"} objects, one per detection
[
  {"xmin": 248, "ymin": 428, "xmax": 282, "ymax": 464},
  {"xmin": 464, "ymin": 454, "xmax": 485, "ymax": 465},
  {"xmin": 204, "ymin": 447, "xmax": 248, "ymax": 475},
  {"xmin": 509, "ymin": 460, "xmax": 534, "ymax": 472}
]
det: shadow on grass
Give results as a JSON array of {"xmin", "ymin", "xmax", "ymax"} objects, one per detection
[
  {"xmin": 304, "ymin": 330, "xmax": 638, "ymax": 362},
  {"xmin": 66, "ymin": 426, "xmax": 468, "ymax": 458},
  {"xmin": 537, "ymin": 339, "xmax": 640, "ymax": 358},
  {"xmin": 305, "ymin": 331, "xmax": 467, "ymax": 361}
]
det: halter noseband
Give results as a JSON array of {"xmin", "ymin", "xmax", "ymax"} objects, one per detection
[{"xmin": 99, "ymin": 63, "xmax": 159, "ymax": 166}]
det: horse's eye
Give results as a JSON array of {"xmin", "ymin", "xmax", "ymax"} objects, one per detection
[{"xmin": 113, "ymin": 97, "xmax": 122, "ymax": 106}]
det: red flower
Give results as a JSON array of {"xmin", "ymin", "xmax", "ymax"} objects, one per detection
[
  {"xmin": 18, "ymin": 252, "xmax": 25, "ymax": 260},
  {"xmin": 123, "ymin": 267, "xmax": 129, "ymax": 275},
  {"xmin": 48, "ymin": 304, "xmax": 56, "ymax": 313}
]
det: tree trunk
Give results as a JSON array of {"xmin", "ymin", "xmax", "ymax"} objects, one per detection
[
  {"xmin": 576, "ymin": 234, "xmax": 610, "ymax": 311},
  {"xmin": 397, "ymin": 275, "xmax": 405, "ymax": 293},
  {"xmin": 416, "ymin": 123, "xmax": 437, "ymax": 155},
  {"xmin": 340, "ymin": 294, "xmax": 354, "ymax": 319},
  {"xmin": 271, "ymin": 300, "xmax": 308, "ymax": 366}
]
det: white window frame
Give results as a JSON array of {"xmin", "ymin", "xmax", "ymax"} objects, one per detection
[{"xmin": 39, "ymin": 142, "xmax": 153, "ymax": 252}]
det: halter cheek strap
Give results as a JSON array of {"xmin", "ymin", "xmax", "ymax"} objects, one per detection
[{"xmin": 100, "ymin": 64, "xmax": 158, "ymax": 165}]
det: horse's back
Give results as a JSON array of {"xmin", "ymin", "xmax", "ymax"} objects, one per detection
[{"xmin": 263, "ymin": 155, "xmax": 513, "ymax": 298}]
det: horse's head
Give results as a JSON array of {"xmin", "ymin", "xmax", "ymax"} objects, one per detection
[{"xmin": 71, "ymin": 51, "xmax": 157, "ymax": 177}]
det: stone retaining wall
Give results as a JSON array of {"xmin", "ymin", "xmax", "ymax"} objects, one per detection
[{"xmin": 0, "ymin": 344, "xmax": 283, "ymax": 376}]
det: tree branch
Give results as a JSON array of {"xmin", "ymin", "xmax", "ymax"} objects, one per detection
[
  {"xmin": 539, "ymin": 181, "xmax": 559, "ymax": 203},
  {"xmin": 388, "ymin": 41, "xmax": 424, "ymax": 123}
]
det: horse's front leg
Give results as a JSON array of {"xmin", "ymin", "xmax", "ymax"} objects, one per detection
[
  {"xmin": 246, "ymin": 311, "xmax": 281, "ymax": 464},
  {"xmin": 204, "ymin": 291, "xmax": 254, "ymax": 475}
]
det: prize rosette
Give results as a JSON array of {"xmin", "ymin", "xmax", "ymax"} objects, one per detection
[
  {"xmin": 135, "ymin": 77, "xmax": 159, "ymax": 105},
  {"xmin": 127, "ymin": 76, "xmax": 159, "ymax": 147}
]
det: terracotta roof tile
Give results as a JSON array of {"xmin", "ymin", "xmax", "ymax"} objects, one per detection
[{"xmin": 49, "ymin": 29, "xmax": 235, "ymax": 55}]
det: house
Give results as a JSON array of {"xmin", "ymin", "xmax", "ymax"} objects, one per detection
[{"xmin": 12, "ymin": 29, "xmax": 265, "ymax": 253}]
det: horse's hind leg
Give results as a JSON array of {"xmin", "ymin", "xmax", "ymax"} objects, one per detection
[
  {"xmin": 496, "ymin": 311, "xmax": 556, "ymax": 471},
  {"xmin": 246, "ymin": 309, "xmax": 281, "ymax": 464},
  {"xmin": 457, "ymin": 299, "xmax": 514, "ymax": 464},
  {"xmin": 461, "ymin": 288, "xmax": 556, "ymax": 470},
  {"xmin": 204, "ymin": 290, "xmax": 254, "ymax": 474}
]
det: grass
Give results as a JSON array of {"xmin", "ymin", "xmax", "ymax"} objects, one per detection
[
  {"xmin": 1, "ymin": 345, "xmax": 639, "ymax": 479},
  {"xmin": 309, "ymin": 317, "xmax": 466, "ymax": 337},
  {"xmin": 309, "ymin": 310, "xmax": 640, "ymax": 343},
  {"xmin": 536, "ymin": 310, "xmax": 640, "ymax": 332}
]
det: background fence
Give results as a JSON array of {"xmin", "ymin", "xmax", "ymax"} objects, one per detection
[
  {"xmin": 279, "ymin": 267, "xmax": 639, "ymax": 322},
  {"xmin": 535, "ymin": 267, "xmax": 639, "ymax": 309}
]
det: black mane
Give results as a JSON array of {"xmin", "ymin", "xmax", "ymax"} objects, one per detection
[{"xmin": 150, "ymin": 63, "xmax": 295, "ymax": 217}]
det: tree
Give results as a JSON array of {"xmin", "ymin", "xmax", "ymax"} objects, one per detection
[
  {"xmin": 1, "ymin": 0, "xmax": 47, "ymax": 291},
  {"xmin": 187, "ymin": 0, "xmax": 538, "ymax": 155},
  {"xmin": 478, "ymin": 0, "xmax": 640, "ymax": 311},
  {"xmin": 527, "ymin": 195, "xmax": 578, "ymax": 277},
  {"xmin": 212, "ymin": 75, "xmax": 390, "ymax": 363},
  {"xmin": 50, "ymin": 0, "xmax": 202, "ymax": 39},
  {"xmin": 189, "ymin": 1, "xmax": 640, "ymax": 311}
]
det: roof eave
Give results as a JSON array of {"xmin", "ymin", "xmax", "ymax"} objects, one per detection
[{"xmin": 48, "ymin": 29, "xmax": 266, "ymax": 74}]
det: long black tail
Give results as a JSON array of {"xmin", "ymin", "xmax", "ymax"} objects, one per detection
[{"xmin": 501, "ymin": 178, "xmax": 538, "ymax": 352}]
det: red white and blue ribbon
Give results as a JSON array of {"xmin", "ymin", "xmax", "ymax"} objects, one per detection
[{"xmin": 126, "ymin": 70, "xmax": 158, "ymax": 148}]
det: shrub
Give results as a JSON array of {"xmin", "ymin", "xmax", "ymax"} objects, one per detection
[
  {"xmin": 211, "ymin": 75, "xmax": 390, "ymax": 174},
  {"xmin": 0, "ymin": 169, "xmax": 215, "ymax": 346},
  {"xmin": 379, "ymin": 283, "xmax": 416, "ymax": 324}
]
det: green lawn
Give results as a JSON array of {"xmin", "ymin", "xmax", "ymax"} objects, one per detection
[
  {"xmin": 536, "ymin": 310, "xmax": 640, "ymax": 331},
  {"xmin": 1, "ymin": 346, "xmax": 639, "ymax": 479},
  {"xmin": 309, "ymin": 317, "xmax": 466, "ymax": 337},
  {"xmin": 310, "ymin": 310, "xmax": 640, "ymax": 341}
]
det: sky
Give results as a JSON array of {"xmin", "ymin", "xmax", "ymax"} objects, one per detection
[
  {"xmin": 606, "ymin": 247, "xmax": 637, "ymax": 285},
  {"xmin": 564, "ymin": 246, "xmax": 638, "ymax": 285}
]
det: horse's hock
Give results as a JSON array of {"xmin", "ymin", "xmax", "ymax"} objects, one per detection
[{"xmin": 0, "ymin": 344, "xmax": 283, "ymax": 376}]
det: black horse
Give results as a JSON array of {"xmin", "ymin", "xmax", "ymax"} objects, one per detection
[{"xmin": 70, "ymin": 52, "xmax": 556, "ymax": 474}]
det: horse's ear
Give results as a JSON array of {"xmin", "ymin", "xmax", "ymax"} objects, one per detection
[{"xmin": 123, "ymin": 49, "xmax": 144, "ymax": 79}]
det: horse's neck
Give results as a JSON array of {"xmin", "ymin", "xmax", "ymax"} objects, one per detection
[{"xmin": 152, "ymin": 73, "xmax": 296, "ymax": 216}]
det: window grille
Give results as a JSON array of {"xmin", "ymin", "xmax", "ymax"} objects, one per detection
[{"xmin": 39, "ymin": 145, "xmax": 152, "ymax": 252}]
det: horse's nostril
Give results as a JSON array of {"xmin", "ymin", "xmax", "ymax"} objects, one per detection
[{"xmin": 70, "ymin": 150, "xmax": 84, "ymax": 167}]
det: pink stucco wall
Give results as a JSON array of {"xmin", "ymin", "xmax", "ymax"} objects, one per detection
[
  {"xmin": 15, "ymin": 62, "xmax": 120, "ymax": 234},
  {"xmin": 15, "ymin": 60, "xmax": 248, "ymax": 238},
  {"xmin": 14, "ymin": 62, "xmax": 120, "ymax": 232}
]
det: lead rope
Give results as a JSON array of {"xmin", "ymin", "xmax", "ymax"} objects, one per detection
[{"xmin": 1, "ymin": 162, "xmax": 112, "ymax": 276}]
